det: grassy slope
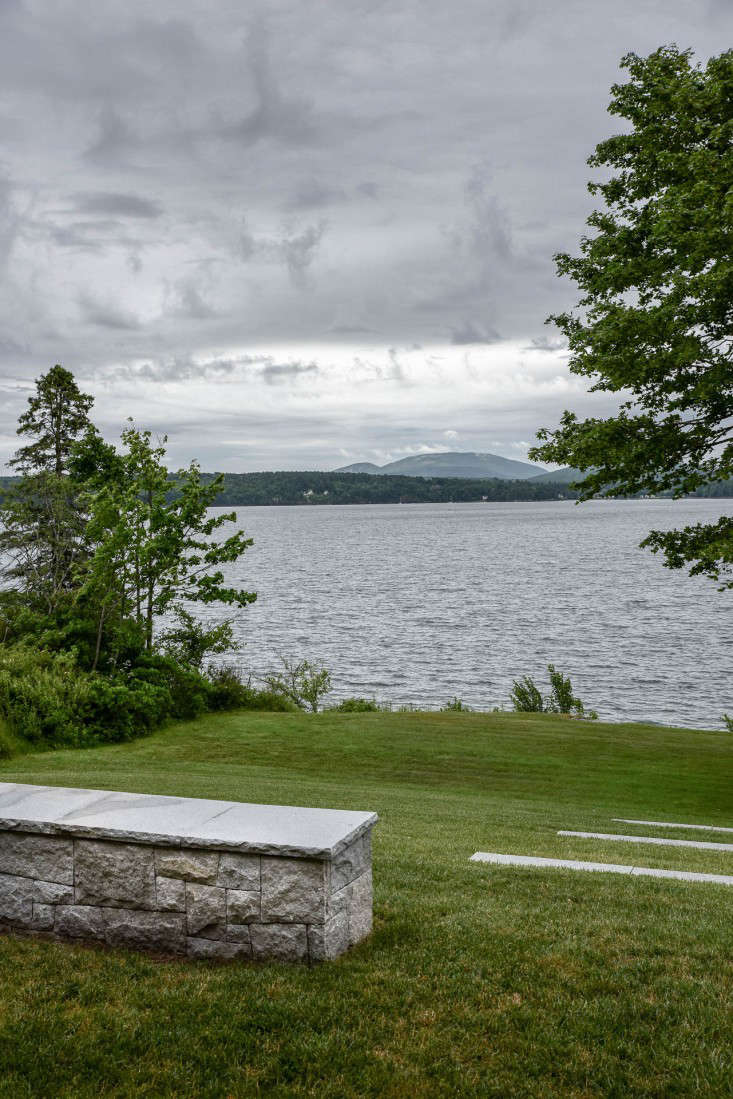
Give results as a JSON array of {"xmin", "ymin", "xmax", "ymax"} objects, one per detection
[{"xmin": 0, "ymin": 711, "xmax": 731, "ymax": 1098}]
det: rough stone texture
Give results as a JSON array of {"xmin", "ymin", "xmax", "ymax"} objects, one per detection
[
  {"xmin": 155, "ymin": 849, "xmax": 219, "ymax": 884},
  {"xmin": 186, "ymin": 883, "xmax": 226, "ymax": 938},
  {"xmin": 0, "ymin": 787, "xmax": 375, "ymax": 963},
  {"xmin": 346, "ymin": 869, "xmax": 373, "ymax": 946},
  {"xmin": 155, "ymin": 876, "xmax": 186, "ymax": 912},
  {"xmin": 308, "ymin": 911, "xmax": 349, "ymax": 962},
  {"xmin": 0, "ymin": 833, "xmax": 73, "ymax": 884},
  {"xmin": 104, "ymin": 910, "xmax": 186, "ymax": 954},
  {"xmin": 0, "ymin": 872, "xmax": 72, "ymax": 910},
  {"xmin": 226, "ymin": 923, "xmax": 253, "ymax": 944},
  {"xmin": 227, "ymin": 889, "xmax": 260, "ymax": 924},
  {"xmin": 329, "ymin": 868, "xmax": 372, "ymax": 947},
  {"xmin": 0, "ymin": 875, "xmax": 33, "ymax": 926},
  {"xmin": 187, "ymin": 937, "xmax": 251, "ymax": 960},
  {"xmin": 217, "ymin": 852, "xmax": 260, "ymax": 890},
  {"xmin": 74, "ymin": 840, "xmax": 156, "ymax": 909},
  {"xmin": 261, "ymin": 857, "xmax": 327, "ymax": 924},
  {"xmin": 331, "ymin": 833, "xmax": 371, "ymax": 893},
  {"xmin": 34, "ymin": 879, "xmax": 74, "ymax": 905},
  {"xmin": 55, "ymin": 904, "xmax": 106, "ymax": 941},
  {"xmin": 250, "ymin": 923, "xmax": 308, "ymax": 962},
  {"xmin": 31, "ymin": 903, "xmax": 56, "ymax": 931}
]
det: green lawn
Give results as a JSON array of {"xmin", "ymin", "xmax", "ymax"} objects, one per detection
[{"xmin": 1, "ymin": 711, "xmax": 732, "ymax": 1098}]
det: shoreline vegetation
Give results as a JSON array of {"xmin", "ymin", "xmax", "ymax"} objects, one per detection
[{"xmin": 5, "ymin": 469, "xmax": 733, "ymax": 508}]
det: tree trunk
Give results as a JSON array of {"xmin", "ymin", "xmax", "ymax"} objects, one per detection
[{"xmin": 92, "ymin": 602, "xmax": 106, "ymax": 672}]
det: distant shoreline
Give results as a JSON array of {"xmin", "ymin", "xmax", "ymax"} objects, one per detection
[{"xmin": 2, "ymin": 469, "xmax": 731, "ymax": 508}]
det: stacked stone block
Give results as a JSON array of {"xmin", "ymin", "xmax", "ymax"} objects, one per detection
[{"xmin": 0, "ymin": 815, "xmax": 373, "ymax": 963}]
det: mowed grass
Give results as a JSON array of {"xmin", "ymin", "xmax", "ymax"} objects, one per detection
[{"xmin": 0, "ymin": 711, "xmax": 732, "ymax": 1098}]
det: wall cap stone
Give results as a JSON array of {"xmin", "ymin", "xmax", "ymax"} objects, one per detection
[{"xmin": 0, "ymin": 783, "xmax": 377, "ymax": 859}]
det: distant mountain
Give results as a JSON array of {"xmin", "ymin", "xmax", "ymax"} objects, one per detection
[
  {"xmin": 336, "ymin": 461, "xmax": 383, "ymax": 474},
  {"xmin": 335, "ymin": 451, "xmax": 546, "ymax": 480},
  {"xmin": 528, "ymin": 466, "xmax": 584, "ymax": 484}
]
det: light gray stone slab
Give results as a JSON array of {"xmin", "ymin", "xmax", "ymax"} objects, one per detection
[
  {"xmin": 250, "ymin": 923, "xmax": 308, "ymax": 962},
  {"xmin": 261, "ymin": 857, "xmax": 327, "ymax": 923},
  {"xmin": 74, "ymin": 840, "xmax": 156, "ymax": 909},
  {"xmin": 346, "ymin": 869, "xmax": 373, "ymax": 946},
  {"xmin": 187, "ymin": 937, "xmax": 251, "ymax": 960},
  {"xmin": 558, "ymin": 830, "xmax": 733, "ymax": 852},
  {"xmin": 155, "ymin": 849, "xmax": 219, "ymax": 884},
  {"xmin": 186, "ymin": 883, "xmax": 226, "ymax": 938},
  {"xmin": 613, "ymin": 818, "xmax": 733, "ymax": 834},
  {"xmin": 0, "ymin": 783, "xmax": 377, "ymax": 858},
  {"xmin": 0, "ymin": 872, "xmax": 73, "ymax": 907},
  {"xmin": 55, "ymin": 904, "xmax": 106, "ymax": 940},
  {"xmin": 227, "ymin": 889, "xmax": 260, "ymax": 924},
  {"xmin": 470, "ymin": 851, "xmax": 733, "ymax": 885},
  {"xmin": 33, "ymin": 879, "xmax": 74, "ymax": 905},
  {"xmin": 155, "ymin": 876, "xmax": 187, "ymax": 912},
  {"xmin": 226, "ymin": 923, "xmax": 253, "ymax": 944},
  {"xmin": 104, "ymin": 909, "xmax": 186, "ymax": 954},
  {"xmin": 0, "ymin": 875, "xmax": 33, "ymax": 926},
  {"xmin": 331, "ymin": 833, "xmax": 371, "ymax": 893},
  {"xmin": 308, "ymin": 911, "xmax": 349, "ymax": 962},
  {"xmin": 0, "ymin": 832, "xmax": 73, "ymax": 883},
  {"xmin": 217, "ymin": 852, "xmax": 260, "ymax": 890}
]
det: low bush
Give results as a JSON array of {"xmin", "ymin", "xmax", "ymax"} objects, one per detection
[
  {"xmin": 331, "ymin": 697, "xmax": 381, "ymax": 712},
  {"xmin": 264, "ymin": 657, "xmax": 332, "ymax": 713},
  {"xmin": 206, "ymin": 666, "xmax": 299, "ymax": 712},
  {"xmin": 510, "ymin": 665, "xmax": 598, "ymax": 719},
  {"xmin": 440, "ymin": 697, "xmax": 471, "ymax": 712},
  {"xmin": 0, "ymin": 645, "xmax": 174, "ymax": 748}
]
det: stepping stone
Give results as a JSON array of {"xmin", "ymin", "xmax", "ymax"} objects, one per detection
[
  {"xmin": 557, "ymin": 830, "xmax": 733, "ymax": 852},
  {"xmin": 613, "ymin": 818, "xmax": 733, "ymax": 834},
  {"xmin": 470, "ymin": 852, "xmax": 733, "ymax": 885}
]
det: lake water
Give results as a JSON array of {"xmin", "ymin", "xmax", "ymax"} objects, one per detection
[{"xmin": 186, "ymin": 499, "xmax": 732, "ymax": 730}]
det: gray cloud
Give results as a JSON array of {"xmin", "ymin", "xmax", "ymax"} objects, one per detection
[
  {"xmin": 450, "ymin": 321, "xmax": 502, "ymax": 345},
  {"xmin": 72, "ymin": 192, "xmax": 163, "ymax": 218},
  {"xmin": 1, "ymin": 0, "xmax": 732, "ymax": 470},
  {"xmin": 261, "ymin": 360, "xmax": 319, "ymax": 385},
  {"xmin": 78, "ymin": 294, "xmax": 141, "ymax": 330}
]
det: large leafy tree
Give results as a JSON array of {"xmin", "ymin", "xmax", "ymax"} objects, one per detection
[{"xmin": 529, "ymin": 47, "xmax": 733, "ymax": 588}]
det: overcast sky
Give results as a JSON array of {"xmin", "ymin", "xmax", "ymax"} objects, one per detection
[{"xmin": 1, "ymin": 0, "xmax": 731, "ymax": 473}]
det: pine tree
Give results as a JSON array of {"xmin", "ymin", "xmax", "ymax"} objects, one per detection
[{"xmin": 0, "ymin": 365, "xmax": 95, "ymax": 616}]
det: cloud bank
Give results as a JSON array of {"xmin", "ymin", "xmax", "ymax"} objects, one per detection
[{"xmin": 0, "ymin": 0, "xmax": 731, "ymax": 470}]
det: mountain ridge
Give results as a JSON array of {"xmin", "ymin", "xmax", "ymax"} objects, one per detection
[{"xmin": 335, "ymin": 450, "xmax": 547, "ymax": 480}]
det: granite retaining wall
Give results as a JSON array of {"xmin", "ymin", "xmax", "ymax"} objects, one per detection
[{"xmin": 0, "ymin": 786, "xmax": 376, "ymax": 963}]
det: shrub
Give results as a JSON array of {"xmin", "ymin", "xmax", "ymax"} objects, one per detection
[
  {"xmin": 0, "ymin": 643, "xmax": 233, "ymax": 748},
  {"xmin": 264, "ymin": 657, "xmax": 332, "ymax": 713},
  {"xmin": 723, "ymin": 713, "xmax": 733, "ymax": 733},
  {"xmin": 207, "ymin": 666, "xmax": 299, "ymax": 712},
  {"xmin": 440, "ymin": 697, "xmax": 471, "ymax": 712},
  {"xmin": 331, "ymin": 697, "xmax": 380, "ymax": 713},
  {"xmin": 510, "ymin": 665, "xmax": 597, "ymax": 719},
  {"xmin": 510, "ymin": 675, "xmax": 545, "ymax": 712}
]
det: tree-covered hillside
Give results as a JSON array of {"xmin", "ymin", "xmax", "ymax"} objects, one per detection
[{"xmin": 3, "ymin": 469, "xmax": 732, "ymax": 506}]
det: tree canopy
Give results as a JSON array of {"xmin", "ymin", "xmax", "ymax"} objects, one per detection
[{"xmin": 529, "ymin": 46, "xmax": 733, "ymax": 588}]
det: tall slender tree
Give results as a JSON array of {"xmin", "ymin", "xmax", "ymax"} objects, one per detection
[
  {"xmin": 9, "ymin": 365, "xmax": 94, "ymax": 476},
  {"xmin": 0, "ymin": 366, "xmax": 95, "ymax": 613}
]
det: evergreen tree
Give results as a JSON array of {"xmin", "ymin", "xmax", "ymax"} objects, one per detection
[
  {"xmin": 10, "ymin": 364, "xmax": 94, "ymax": 475},
  {"xmin": 0, "ymin": 366, "xmax": 95, "ymax": 614}
]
